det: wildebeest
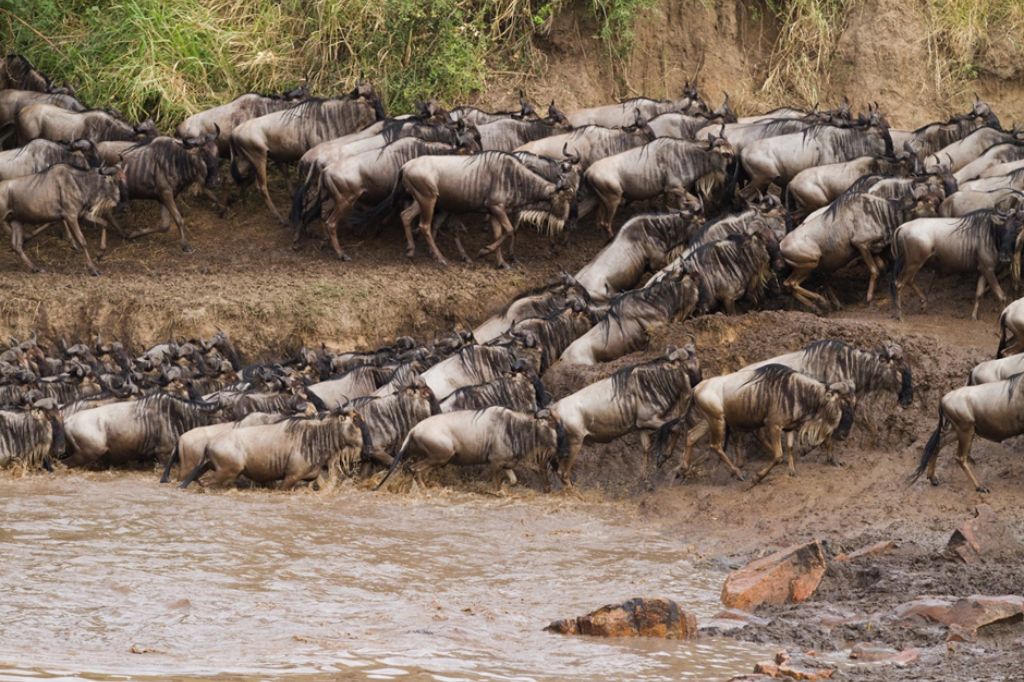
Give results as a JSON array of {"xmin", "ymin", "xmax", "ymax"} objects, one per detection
[
  {"xmin": 567, "ymin": 86, "xmax": 706, "ymax": 128},
  {"xmin": 959, "ymin": 167, "xmax": 1024, "ymax": 194},
  {"xmin": 552, "ymin": 346, "xmax": 702, "ymax": 483},
  {"xmin": 450, "ymin": 93, "xmax": 535, "ymax": 126},
  {"xmin": 743, "ymin": 340, "xmax": 914, "ymax": 453},
  {"xmin": 923, "ymin": 126, "xmax": 1023, "ymax": 173},
  {"xmin": 891, "ymin": 205, "xmax": 1024, "ymax": 320},
  {"xmin": 669, "ymin": 193, "xmax": 791, "ymax": 262},
  {"xmin": 379, "ymin": 406, "xmax": 566, "ymax": 490},
  {"xmin": 229, "ymin": 88, "xmax": 385, "ymax": 223},
  {"xmin": 493, "ymin": 304, "xmax": 597, "ymax": 373},
  {"xmin": 63, "ymin": 392, "xmax": 221, "ymax": 468},
  {"xmin": 175, "ymin": 87, "xmax": 308, "ymax": 154},
  {"xmin": 0, "ymin": 54, "xmax": 70, "ymax": 93},
  {"xmin": 438, "ymin": 367, "xmax": 549, "ymax": 413},
  {"xmin": 396, "ymin": 150, "xmax": 578, "ymax": 267},
  {"xmin": 969, "ymin": 353, "xmax": 1024, "ymax": 385},
  {"xmin": 912, "ymin": 372, "xmax": 1024, "ymax": 494},
  {"xmin": 303, "ymin": 135, "xmax": 479, "ymax": 260},
  {"xmin": 472, "ymin": 275, "xmax": 593, "ymax": 343},
  {"xmin": 742, "ymin": 109, "xmax": 893, "ymax": 192},
  {"xmin": 306, "ymin": 364, "xmax": 393, "ymax": 408},
  {"xmin": 353, "ymin": 381, "xmax": 441, "ymax": 469},
  {"xmin": 955, "ymin": 143, "xmax": 1024, "ymax": 184},
  {"xmin": 416, "ymin": 343, "xmax": 525, "ymax": 400},
  {"xmin": 15, "ymin": 103, "xmax": 156, "ymax": 145},
  {"xmin": 996, "ymin": 297, "xmax": 1024, "ymax": 357},
  {"xmin": 476, "ymin": 115, "xmax": 570, "ymax": 152},
  {"xmin": 899, "ymin": 99, "xmax": 1001, "ymax": 159},
  {"xmin": 514, "ymin": 113, "xmax": 655, "ymax": 169},
  {"xmin": 559, "ymin": 274, "xmax": 699, "ymax": 365},
  {"xmin": 0, "ymin": 398, "xmax": 63, "ymax": 471},
  {"xmin": 0, "ymin": 139, "xmax": 99, "ymax": 181},
  {"xmin": 97, "ymin": 133, "xmax": 220, "ymax": 251},
  {"xmin": 179, "ymin": 409, "xmax": 367, "ymax": 489},
  {"xmin": 585, "ymin": 135, "xmax": 735, "ymax": 237},
  {"xmin": 786, "ymin": 155, "xmax": 911, "ymax": 213},
  {"xmin": 0, "ymin": 163, "xmax": 126, "ymax": 275},
  {"xmin": 681, "ymin": 229, "xmax": 782, "ymax": 314},
  {"xmin": 160, "ymin": 410, "xmax": 295, "ymax": 483},
  {"xmin": 0, "ymin": 89, "xmax": 85, "ymax": 134},
  {"xmin": 939, "ymin": 187, "xmax": 1024, "ymax": 217},
  {"xmin": 573, "ymin": 208, "xmax": 703, "ymax": 301},
  {"xmin": 681, "ymin": 365, "xmax": 855, "ymax": 483},
  {"xmin": 782, "ymin": 187, "xmax": 939, "ymax": 309}
]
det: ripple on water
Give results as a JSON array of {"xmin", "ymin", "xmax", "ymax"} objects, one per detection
[{"xmin": 0, "ymin": 472, "xmax": 770, "ymax": 681}]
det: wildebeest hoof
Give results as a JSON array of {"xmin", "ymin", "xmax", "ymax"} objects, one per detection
[
  {"xmin": 929, "ymin": 476, "xmax": 940, "ymax": 486},
  {"xmin": 976, "ymin": 485, "xmax": 990, "ymax": 494},
  {"xmin": 736, "ymin": 472, "xmax": 748, "ymax": 483},
  {"xmin": 89, "ymin": 268, "xmax": 101, "ymax": 277},
  {"xmin": 337, "ymin": 253, "xmax": 352, "ymax": 262},
  {"xmin": 30, "ymin": 266, "xmax": 43, "ymax": 274},
  {"xmin": 436, "ymin": 259, "xmax": 449, "ymax": 268},
  {"xmin": 497, "ymin": 262, "xmax": 510, "ymax": 270},
  {"xmin": 181, "ymin": 243, "xmax": 194, "ymax": 253}
]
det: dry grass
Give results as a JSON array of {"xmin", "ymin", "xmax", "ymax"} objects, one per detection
[{"xmin": 925, "ymin": 0, "xmax": 1024, "ymax": 95}]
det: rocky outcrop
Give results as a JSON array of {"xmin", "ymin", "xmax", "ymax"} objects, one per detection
[
  {"xmin": 721, "ymin": 540, "xmax": 828, "ymax": 611},
  {"xmin": 947, "ymin": 504, "xmax": 1021, "ymax": 564},
  {"xmin": 545, "ymin": 597, "xmax": 697, "ymax": 639}
]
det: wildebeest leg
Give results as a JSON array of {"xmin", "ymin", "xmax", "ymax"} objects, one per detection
[
  {"xmin": 561, "ymin": 437, "xmax": 584, "ymax": 487},
  {"xmin": 414, "ymin": 193, "xmax": 449, "ymax": 266},
  {"xmin": 178, "ymin": 458, "xmax": 213, "ymax": 488},
  {"xmin": 925, "ymin": 431, "xmax": 957, "ymax": 486},
  {"xmin": 87, "ymin": 215, "xmax": 114, "ymax": 257},
  {"xmin": 256, "ymin": 157, "xmax": 286, "ymax": 225},
  {"xmin": 971, "ymin": 275, "xmax": 989, "ymax": 321},
  {"xmin": 785, "ymin": 267, "xmax": 829, "ymax": 312},
  {"xmin": 708, "ymin": 416, "xmax": 746, "ymax": 481},
  {"xmin": 855, "ymin": 247, "xmax": 882, "ymax": 303},
  {"xmin": 982, "ymin": 267, "xmax": 1007, "ymax": 314},
  {"xmin": 952, "ymin": 425, "xmax": 987, "ymax": 493},
  {"xmin": 64, "ymin": 216, "xmax": 100, "ymax": 276},
  {"xmin": 596, "ymin": 192, "xmax": 621, "ymax": 240},
  {"xmin": 202, "ymin": 188, "xmax": 228, "ymax": 217},
  {"xmin": 752, "ymin": 424, "xmax": 784, "ymax": 484},
  {"xmin": 479, "ymin": 207, "xmax": 514, "ymax": 269},
  {"xmin": 448, "ymin": 218, "xmax": 472, "ymax": 264},
  {"xmin": 678, "ymin": 418, "xmax": 710, "ymax": 477},
  {"xmin": 9, "ymin": 220, "xmax": 42, "ymax": 273},
  {"xmin": 160, "ymin": 190, "xmax": 193, "ymax": 253},
  {"xmin": 128, "ymin": 205, "xmax": 172, "ymax": 240},
  {"xmin": 400, "ymin": 202, "xmax": 420, "ymax": 258},
  {"xmin": 324, "ymin": 194, "xmax": 356, "ymax": 261}
]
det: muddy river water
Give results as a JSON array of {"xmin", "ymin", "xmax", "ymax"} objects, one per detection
[{"xmin": 0, "ymin": 473, "xmax": 768, "ymax": 681}]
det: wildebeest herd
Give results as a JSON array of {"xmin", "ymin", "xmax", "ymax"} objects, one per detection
[{"xmin": 2, "ymin": 52, "xmax": 1024, "ymax": 495}]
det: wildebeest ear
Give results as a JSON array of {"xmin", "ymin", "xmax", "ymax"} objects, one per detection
[
  {"xmin": 664, "ymin": 345, "xmax": 679, "ymax": 360},
  {"xmin": 535, "ymin": 408, "xmax": 551, "ymax": 420}
]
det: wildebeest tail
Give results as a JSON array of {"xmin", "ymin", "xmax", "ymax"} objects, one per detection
[
  {"xmin": 228, "ymin": 138, "xmax": 253, "ymax": 186},
  {"xmin": 289, "ymin": 163, "xmax": 322, "ymax": 228},
  {"xmin": 179, "ymin": 450, "xmax": 213, "ymax": 489},
  {"xmin": 349, "ymin": 169, "xmax": 406, "ymax": 228},
  {"xmin": 374, "ymin": 429, "xmax": 412, "ymax": 490},
  {"xmin": 910, "ymin": 405, "xmax": 947, "ymax": 484},
  {"xmin": 159, "ymin": 442, "xmax": 180, "ymax": 483},
  {"xmin": 996, "ymin": 310, "xmax": 1010, "ymax": 358},
  {"xmin": 888, "ymin": 231, "xmax": 905, "ymax": 304},
  {"xmin": 652, "ymin": 417, "xmax": 682, "ymax": 467}
]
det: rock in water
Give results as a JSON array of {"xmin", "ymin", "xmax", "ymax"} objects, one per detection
[
  {"xmin": 947, "ymin": 504, "xmax": 1022, "ymax": 564},
  {"xmin": 545, "ymin": 597, "xmax": 697, "ymax": 638},
  {"xmin": 721, "ymin": 540, "xmax": 828, "ymax": 611}
]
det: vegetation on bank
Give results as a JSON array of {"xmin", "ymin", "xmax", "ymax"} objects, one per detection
[
  {"xmin": 1, "ymin": 0, "xmax": 1020, "ymax": 128},
  {"xmin": 1, "ymin": 0, "xmax": 653, "ymax": 127}
]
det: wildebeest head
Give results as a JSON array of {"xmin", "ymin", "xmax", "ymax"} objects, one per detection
[
  {"xmin": 98, "ymin": 163, "xmax": 129, "ymax": 211},
  {"xmin": 284, "ymin": 83, "xmax": 309, "ymax": 101},
  {"xmin": 706, "ymin": 132, "xmax": 735, "ymax": 163},
  {"xmin": 133, "ymin": 118, "xmax": 158, "ymax": 139},
  {"xmin": 349, "ymin": 78, "xmax": 385, "ymax": 120},
  {"xmin": 877, "ymin": 342, "xmax": 913, "ymax": 407},
  {"xmin": 517, "ymin": 91, "xmax": 536, "ymax": 120},
  {"xmin": 31, "ymin": 396, "xmax": 65, "ymax": 467},
  {"xmin": 753, "ymin": 223, "xmax": 785, "ymax": 272},
  {"xmin": 713, "ymin": 93, "xmax": 738, "ymax": 123},
  {"xmin": 994, "ymin": 204, "xmax": 1024, "ymax": 267},
  {"xmin": 70, "ymin": 139, "xmax": 102, "ymax": 169},
  {"xmin": 666, "ymin": 342, "xmax": 702, "ymax": 386},
  {"xmin": 453, "ymin": 120, "xmax": 482, "ymax": 154},
  {"xmin": 547, "ymin": 100, "xmax": 567, "ymax": 124},
  {"xmin": 826, "ymin": 380, "xmax": 856, "ymax": 441},
  {"xmin": 971, "ymin": 95, "xmax": 1001, "ymax": 130},
  {"xmin": 406, "ymin": 378, "xmax": 442, "ymax": 415},
  {"xmin": 199, "ymin": 127, "xmax": 221, "ymax": 188}
]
